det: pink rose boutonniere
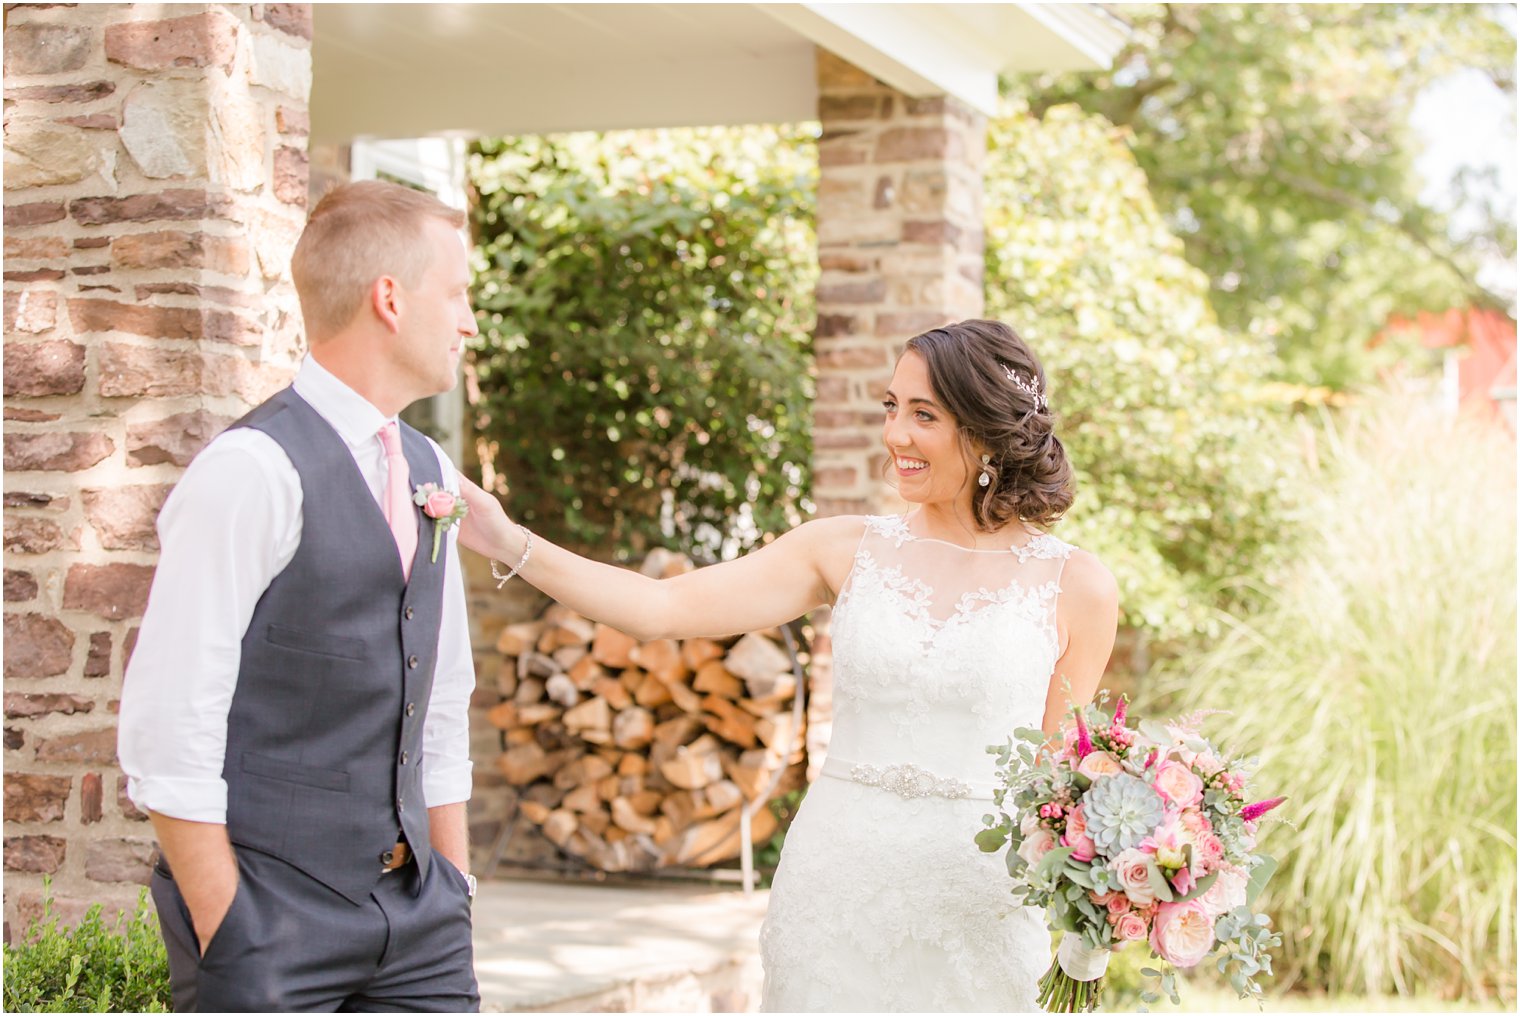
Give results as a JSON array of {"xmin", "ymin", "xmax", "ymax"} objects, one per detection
[{"xmin": 413, "ymin": 483, "xmax": 468, "ymax": 563}]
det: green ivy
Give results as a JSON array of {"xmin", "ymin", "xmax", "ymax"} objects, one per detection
[
  {"xmin": 467, "ymin": 128, "xmax": 818, "ymax": 562},
  {"xmin": 2, "ymin": 883, "xmax": 171, "ymax": 1013}
]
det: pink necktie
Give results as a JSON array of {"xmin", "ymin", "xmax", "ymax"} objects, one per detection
[{"xmin": 378, "ymin": 422, "xmax": 416, "ymax": 579}]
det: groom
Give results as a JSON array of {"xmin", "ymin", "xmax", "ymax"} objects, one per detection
[{"xmin": 118, "ymin": 180, "xmax": 482, "ymax": 1012}]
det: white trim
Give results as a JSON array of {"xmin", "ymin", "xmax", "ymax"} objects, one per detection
[{"xmin": 759, "ymin": 3, "xmax": 1127, "ymax": 117}]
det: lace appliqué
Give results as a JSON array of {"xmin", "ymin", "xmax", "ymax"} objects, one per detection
[
  {"xmin": 1012, "ymin": 531, "xmax": 1074, "ymax": 563},
  {"xmin": 865, "ymin": 513, "xmax": 915, "ymax": 548}
]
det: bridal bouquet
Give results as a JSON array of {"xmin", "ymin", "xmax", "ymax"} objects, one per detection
[{"xmin": 977, "ymin": 695, "xmax": 1283, "ymax": 1011}]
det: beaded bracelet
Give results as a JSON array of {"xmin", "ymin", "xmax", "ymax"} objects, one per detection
[{"xmin": 490, "ymin": 525, "xmax": 533, "ymax": 588}]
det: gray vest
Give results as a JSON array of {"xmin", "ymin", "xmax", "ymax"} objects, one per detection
[{"xmin": 224, "ymin": 387, "xmax": 447, "ymax": 904}]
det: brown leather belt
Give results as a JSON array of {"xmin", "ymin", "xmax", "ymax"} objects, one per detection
[{"xmin": 379, "ymin": 840, "xmax": 411, "ymax": 873}]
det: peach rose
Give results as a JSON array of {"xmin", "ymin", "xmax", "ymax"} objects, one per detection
[
  {"xmin": 1108, "ymin": 847, "xmax": 1158, "ymax": 906},
  {"xmin": 1077, "ymin": 750, "xmax": 1123, "ymax": 781},
  {"xmin": 1105, "ymin": 894, "xmax": 1131, "ymax": 917},
  {"xmin": 1154, "ymin": 761, "xmax": 1204, "ymax": 808},
  {"xmin": 1149, "ymin": 900, "xmax": 1216, "ymax": 968},
  {"xmin": 1115, "ymin": 912, "xmax": 1149, "ymax": 942},
  {"xmin": 1017, "ymin": 828, "xmax": 1056, "ymax": 868}
]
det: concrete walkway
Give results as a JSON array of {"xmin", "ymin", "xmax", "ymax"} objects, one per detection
[{"xmin": 472, "ymin": 878, "xmax": 770, "ymax": 1013}]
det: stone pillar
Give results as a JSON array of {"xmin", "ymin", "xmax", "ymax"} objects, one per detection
[
  {"xmin": 811, "ymin": 47, "xmax": 987, "ymax": 518},
  {"xmin": 2, "ymin": 2, "xmax": 311, "ymax": 938},
  {"xmin": 806, "ymin": 49, "xmax": 987, "ymax": 770}
]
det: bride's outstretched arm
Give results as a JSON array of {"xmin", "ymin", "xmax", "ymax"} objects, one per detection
[
  {"xmin": 456, "ymin": 475, "xmax": 853, "ymax": 642},
  {"xmin": 1039, "ymin": 549, "xmax": 1120, "ymax": 738}
]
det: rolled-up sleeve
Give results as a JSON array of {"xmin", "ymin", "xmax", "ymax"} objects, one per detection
[
  {"xmin": 117, "ymin": 433, "xmax": 298, "ymax": 823},
  {"xmin": 421, "ymin": 445, "xmax": 477, "ymax": 808}
]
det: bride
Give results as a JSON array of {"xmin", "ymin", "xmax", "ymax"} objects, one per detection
[{"xmin": 457, "ymin": 319, "xmax": 1118, "ymax": 1011}]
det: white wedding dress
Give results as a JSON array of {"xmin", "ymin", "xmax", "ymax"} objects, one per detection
[{"xmin": 760, "ymin": 513, "xmax": 1075, "ymax": 1012}]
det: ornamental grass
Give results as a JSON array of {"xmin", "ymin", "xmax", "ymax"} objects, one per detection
[{"xmin": 1142, "ymin": 400, "xmax": 1517, "ymax": 1004}]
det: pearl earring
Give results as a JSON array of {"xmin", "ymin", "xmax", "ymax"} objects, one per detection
[{"xmin": 979, "ymin": 454, "xmax": 992, "ymax": 488}]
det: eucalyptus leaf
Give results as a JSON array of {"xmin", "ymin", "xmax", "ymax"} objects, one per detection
[
  {"xmin": 1246, "ymin": 854, "xmax": 1277, "ymax": 906},
  {"xmin": 975, "ymin": 826, "xmax": 1008, "ymax": 853}
]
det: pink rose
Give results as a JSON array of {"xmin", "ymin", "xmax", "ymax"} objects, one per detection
[
  {"xmin": 1199, "ymin": 864, "xmax": 1249, "ymax": 919},
  {"xmin": 1105, "ymin": 894, "xmax": 1131, "ymax": 916},
  {"xmin": 1108, "ymin": 848, "xmax": 1158, "ymax": 906},
  {"xmin": 1154, "ymin": 761, "xmax": 1204, "ymax": 808},
  {"xmin": 1077, "ymin": 751, "xmax": 1123, "ymax": 781},
  {"xmin": 1114, "ymin": 912, "xmax": 1149, "ymax": 942},
  {"xmin": 1061, "ymin": 805, "xmax": 1098, "ymax": 862},
  {"xmin": 1017, "ymin": 828, "xmax": 1056, "ymax": 868},
  {"xmin": 1149, "ymin": 900, "xmax": 1216, "ymax": 968},
  {"xmin": 424, "ymin": 490, "xmax": 458, "ymax": 519}
]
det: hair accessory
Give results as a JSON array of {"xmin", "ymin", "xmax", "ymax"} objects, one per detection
[
  {"xmin": 490, "ymin": 524, "xmax": 534, "ymax": 588},
  {"xmin": 979, "ymin": 453, "xmax": 992, "ymax": 488},
  {"xmin": 1002, "ymin": 364, "xmax": 1048, "ymax": 411}
]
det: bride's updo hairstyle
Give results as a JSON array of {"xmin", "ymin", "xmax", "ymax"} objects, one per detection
[{"xmin": 904, "ymin": 320, "xmax": 1075, "ymax": 531}]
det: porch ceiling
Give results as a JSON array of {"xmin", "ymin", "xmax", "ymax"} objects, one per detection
[{"xmin": 310, "ymin": 3, "xmax": 1126, "ymax": 144}]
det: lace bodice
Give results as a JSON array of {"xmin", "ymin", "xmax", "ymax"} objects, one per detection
[
  {"xmin": 758, "ymin": 514, "xmax": 1073, "ymax": 1012},
  {"xmin": 826, "ymin": 513, "xmax": 1074, "ymax": 782}
]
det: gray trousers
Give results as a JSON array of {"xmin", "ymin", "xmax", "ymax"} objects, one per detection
[{"xmin": 151, "ymin": 845, "xmax": 479, "ymax": 1013}]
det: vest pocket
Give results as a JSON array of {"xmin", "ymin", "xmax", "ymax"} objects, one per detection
[
  {"xmin": 264, "ymin": 623, "xmax": 367, "ymax": 661},
  {"xmin": 240, "ymin": 752, "xmax": 351, "ymax": 792}
]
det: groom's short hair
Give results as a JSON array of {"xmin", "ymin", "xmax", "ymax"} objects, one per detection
[{"xmin": 292, "ymin": 180, "xmax": 468, "ymax": 341}]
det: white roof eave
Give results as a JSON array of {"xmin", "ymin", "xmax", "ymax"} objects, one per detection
[{"xmin": 759, "ymin": 3, "xmax": 1129, "ymax": 118}]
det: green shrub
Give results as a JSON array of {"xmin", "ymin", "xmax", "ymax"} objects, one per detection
[
  {"xmin": 1142, "ymin": 402, "xmax": 1517, "ymax": 1002},
  {"xmin": 2, "ymin": 884, "xmax": 171, "ymax": 1013},
  {"xmin": 985, "ymin": 100, "xmax": 1297, "ymax": 645},
  {"xmin": 467, "ymin": 127, "xmax": 817, "ymax": 562}
]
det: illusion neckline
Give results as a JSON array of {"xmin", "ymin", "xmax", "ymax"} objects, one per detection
[{"xmin": 896, "ymin": 513, "xmax": 1050, "ymax": 555}]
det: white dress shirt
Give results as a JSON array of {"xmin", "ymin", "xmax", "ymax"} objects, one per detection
[{"xmin": 119, "ymin": 357, "xmax": 475, "ymax": 823}]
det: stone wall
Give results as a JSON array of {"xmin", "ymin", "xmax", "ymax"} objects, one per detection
[{"xmin": 2, "ymin": 2, "xmax": 311, "ymax": 940}]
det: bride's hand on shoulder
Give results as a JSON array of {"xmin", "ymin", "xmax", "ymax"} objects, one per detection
[{"xmin": 456, "ymin": 474, "xmax": 521, "ymax": 562}]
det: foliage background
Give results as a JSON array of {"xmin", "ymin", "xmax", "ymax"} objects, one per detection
[
  {"xmin": 1020, "ymin": 3, "xmax": 1516, "ymax": 392},
  {"xmin": 984, "ymin": 100, "xmax": 1295, "ymax": 643},
  {"xmin": 468, "ymin": 127, "xmax": 817, "ymax": 562},
  {"xmin": 1141, "ymin": 404, "xmax": 1517, "ymax": 1003}
]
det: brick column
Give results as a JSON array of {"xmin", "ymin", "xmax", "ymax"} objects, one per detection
[
  {"xmin": 2, "ymin": 2, "xmax": 311, "ymax": 938},
  {"xmin": 806, "ymin": 49, "xmax": 987, "ymax": 770},
  {"xmin": 811, "ymin": 48, "xmax": 986, "ymax": 517}
]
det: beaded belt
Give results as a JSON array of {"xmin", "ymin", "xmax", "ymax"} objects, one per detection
[{"xmin": 820, "ymin": 755, "xmax": 995, "ymax": 801}]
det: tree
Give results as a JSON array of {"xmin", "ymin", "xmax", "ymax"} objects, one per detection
[
  {"xmin": 1018, "ymin": 3, "xmax": 1516, "ymax": 391},
  {"xmin": 467, "ymin": 128, "xmax": 817, "ymax": 562},
  {"xmin": 985, "ymin": 101, "xmax": 1296, "ymax": 643}
]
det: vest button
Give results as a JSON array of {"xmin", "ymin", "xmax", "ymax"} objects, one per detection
[
  {"xmin": 400, "ymin": 751, "xmax": 409, "ymax": 765},
  {"xmin": 380, "ymin": 849, "xmax": 395, "ymax": 866},
  {"xmin": 407, "ymin": 655, "xmax": 419, "ymax": 669},
  {"xmin": 397, "ymin": 796, "xmax": 404, "ymax": 811},
  {"xmin": 404, "ymin": 606, "xmax": 414, "ymax": 620},
  {"xmin": 405, "ymin": 702, "xmax": 416, "ymax": 716}
]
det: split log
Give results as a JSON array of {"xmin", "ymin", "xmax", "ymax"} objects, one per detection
[{"xmin": 486, "ymin": 591, "xmax": 807, "ymax": 873}]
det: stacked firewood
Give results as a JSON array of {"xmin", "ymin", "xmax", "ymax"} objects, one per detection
[{"xmin": 487, "ymin": 576, "xmax": 806, "ymax": 873}]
